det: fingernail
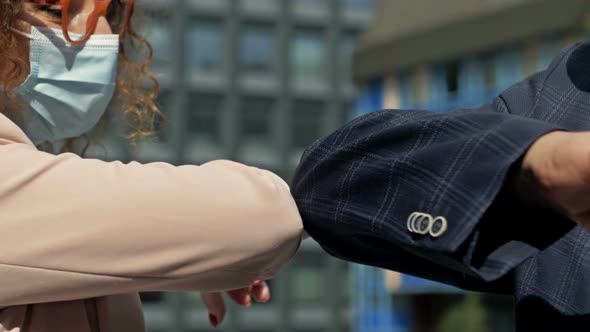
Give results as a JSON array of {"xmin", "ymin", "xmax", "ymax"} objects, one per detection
[
  {"xmin": 262, "ymin": 287, "xmax": 271, "ymax": 302},
  {"xmin": 209, "ymin": 313, "xmax": 218, "ymax": 328},
  {"xmin": 253, "ymin": 280, "xmax": 263, "ymax": 286},
  {"xmin": 245, "ymin": 295, "xmax": 252, "ymax": 307}
]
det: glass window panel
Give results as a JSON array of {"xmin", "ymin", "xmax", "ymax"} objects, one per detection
[
  {"xmin": 240, "ymin": 0, "xmax": 277, "ymax": 10},
  {"xmin": 292, "ymin": 101, "xmax": 324, "ymax": 148},
  {"xmin": 186, "ymin": 20, "xmax": 224, "ymax": 71},
  {"xmin": 339, "ymin": 33, "xmax": 359, "ymax": 81},
  {"xmin": 494, "ymin": 48, "xmax": 523, "ymax": 90},
  {"xmin": 240, "ymin": 0, "xmax": 279, "ymax": 17},
  {"xmin": 145, "ymin": 18, "xmax": 172, "ymax": 68},
  {"xmin": 192, "ymin": 0, "xmax": 223, "ymax": 5},
  {"xmin": 187, "ymin": 93, "xmax": 223, "ymax": 142},
  {"xmin": 239, "ymin": 25, "xmax": 274, "ymax": 73},
  {"xmin": 240, "ymin": 97, "xmax": 274, "ymax": 140},
  {"xmin": 290, "ymin": 253, "xmax": 325, "ymax": 303},
  {"xmin": 398, "ymin": 72, "xmax": 414, "ymax": 109},
  {"xmin": 342, "ymin": 102, "xmax": 353, "ymax": 124},
  {"xmin": 481, "ymin": 54, "xmax": 497, "ymax": 92},
  {"xmin": 458, "ymin": 58, "xmax": 487, "ymax": 96},
  {"xmin": 341, "ymin": 0, "xmax": 378, "ymax": 11},
  {"xmin": 291, "ymin": 0, "xmax": 327, "ymax": 10},
  {"xmin": 292, "ymin": 29, "xmax": 326, "ymax": 82},
  {"xmin": 292, "ymin": 267, "xmax": 324, "ymax": 302}
]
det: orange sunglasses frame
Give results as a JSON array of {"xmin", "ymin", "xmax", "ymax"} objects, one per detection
[{"xmin": 27, "ymin": 0, "xmax": 134, "ymax": 45}]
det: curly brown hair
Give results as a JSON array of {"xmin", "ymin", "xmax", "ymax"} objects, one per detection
[{"xmin": 0, "ymin": 0, "xmax": 163, "ymax": 153}]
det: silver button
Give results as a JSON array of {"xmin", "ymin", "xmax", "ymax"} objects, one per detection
[
  {"xmin": 415, "ymin": 214, "xmax": 432, "ymax": 235},
  {"xmin": 407, "ymin": 212, "xmax": 448, "ymax": 238},
  {"xmin": 407, "ymin": 212, "xmax": 418, "ymax": 233},
  {"xmin": 407, "ymin": 212, "xmax": 433, "ymax": 235},
  {"xmin": 429, "ymin": 216, "xmax": 448, "ymax": 238}
]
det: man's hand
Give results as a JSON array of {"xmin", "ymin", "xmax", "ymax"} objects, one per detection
[
  {"xmin": 519, "ymin": 131, "xmax": 590, "ymax": 231},
  {"xmin": 200, "ymin": 280, "xmax": 271, "ymax": 328}
]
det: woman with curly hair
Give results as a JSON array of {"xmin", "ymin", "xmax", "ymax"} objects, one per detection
[{"xmin": 0, "ymin": 1, "xmax": 304, "ymax": 331}]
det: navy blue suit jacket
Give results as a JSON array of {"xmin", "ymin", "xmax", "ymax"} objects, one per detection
[{"xmin": 292, "ymin": 42, "xmax": 590, "ymax": 331}]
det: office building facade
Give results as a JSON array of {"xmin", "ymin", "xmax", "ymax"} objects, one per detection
[{"xmin": 89, "ymin": 1, "xmax": 379, "ymax": 331}]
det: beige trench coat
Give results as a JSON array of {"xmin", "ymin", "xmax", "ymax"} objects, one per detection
[{"xmin": 0, "ymin": 113, "xmax": 304, "ymax": 331}]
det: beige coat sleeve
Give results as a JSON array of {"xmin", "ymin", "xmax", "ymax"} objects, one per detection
[{"xmin": 0, "ymin": 115, "xmax": 303, "ymax": 306}]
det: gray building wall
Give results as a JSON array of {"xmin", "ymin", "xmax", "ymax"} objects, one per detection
[{"xmin": 353, "ymin": 0, "xmax": 588, "ymax": 81}]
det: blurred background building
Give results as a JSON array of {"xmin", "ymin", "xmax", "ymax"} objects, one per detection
[
  {"xmin": 353, "ymin": 0, "xmax": 589, "ymax": 332},
  {"xmin": 91, "ymin": 0, "xmax": 378, "ymax": 332},
  {"xmin": 90, "ymin": 0, "xmax": 590, "ymax": 331}
]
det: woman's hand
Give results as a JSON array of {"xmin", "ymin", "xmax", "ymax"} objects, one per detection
[{"xmin": 200, "ymin": 280, "xmax": 271, "ymax": 328}]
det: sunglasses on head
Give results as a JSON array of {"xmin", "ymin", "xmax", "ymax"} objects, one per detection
[{"xmin": 26, "ymin": 0, "xmax": 134, "ymax": 45}]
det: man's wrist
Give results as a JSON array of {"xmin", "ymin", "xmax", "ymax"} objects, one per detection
[{"xmin": 513, "ymin": 131, "xmax": 569, "ymax": 213}]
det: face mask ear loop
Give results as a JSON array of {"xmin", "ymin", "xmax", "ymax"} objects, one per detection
[
  {"xmin": 119, "ymin": 0, "xmax": 134, "ymax": 38},
  {"xmin": 61, "ymin": 0, "xmax": 112, "ymax": 45},
  {"xmin": 10, "ymin": 27, "xmax": 33, "ymax": 40}
]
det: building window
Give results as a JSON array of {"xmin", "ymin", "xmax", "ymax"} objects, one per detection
[
  {"xmin": 292, "ymin": 29, "xmax": 326, "ymax": 82},
  {"xmin": 399, "ymin": 72, "xmax": 414, "ymax": 108},
  {"xmin": 240, "ymin": 0, "xmax": 278, "ymax": 13},
  {"xmin": 240, "ymin": 97, "xmax": 274, "ymax": 141},
  {"xmin": 291, "ymin": 253, "xmax": 325, "ymax": 303},
  {"xmin": 494, "ymin": 48, "xmax": 523, "ymax": 90},
  {"xmin": 293, "ymin": 267, "xmax": 323, "ymax": 302},
  {"xmin": 342, "ymin": 102, "xmax": 354, "ymax": 124},
  {"xmin": 292, "ymin": 101, "xmax": 324, "ymax": 148},
  {"xmin": 291, "ymin": 0, "xmax": 327, "ymax": 11},
  {"xmin": 186, "ymin": 20, "xmax": 224, "ymax": 72},
  {"xmin": 339, "ymin": 33, "xmax": 359, "ymax": 81},
  {"xmin": 239, "ymin": 24, "xmax": 274, "ymax": 73},
  {"xmin": 341, "ymin": 0, "xmax": 378, "ymax": 12},
  {"xmin": 445, "ymin": 61, "xmax": 460, "ymax": 95},
  {"xmin": 187, "ymin": 93, "xmax": 223, "ymax": 142},
  {"xmin": 481, "ymin": 55, "xmax": 497, "ymax": 92},
  {"xmin": 455, "ymin": 57, "xmax": 494, "ymax": 97},
  {"xmin": 146, "ymin": 18, "xmax": 172, "ymax": 68}
]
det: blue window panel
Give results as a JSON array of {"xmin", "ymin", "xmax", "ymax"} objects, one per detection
[
  {"xmin": 354, "ymin": 79, "xmax": 384, "ymax": 117},
  {"xmin": 428, "ymin": 65, "xmax": 449, "ymax": 108},
  {"xmin": 147, "ymin": 20, "xmax": 172, "ymax": 67},
  {"xmin": 398, "ymin": 72, "xmax": 414, "ymax": 109},
  {"xmin": 292, "ymin": 29, "xmax": 326, "ymax": 81},
  {"xmin": 291, "ymin": 0, "xmax": 328, "ymax": 11},
  {"xmin": 239, "ymin": 25, "xmax": 274, "ymax": 72},
  {"xmin": 353, "ymin": 265, "xmax": 410, "ymax": 332},
  {"xmin": 342, "ymin": 0, "xmax": 378, "ymax": 11},
  {"xmin": 494, "ymin": 48, "xmax": 524, "ymax": 91},
  {"xmin": 458, "ymin": 58, "xmax": 486, "ymax": 97},
  {"xmin": 421, "ymin": 58, "xmax": 502, "ymax": 113},
  {"xmin": 395, "ymin": 275, "xmax": 461, "ymax": 295},
  {"xmin": 367, "ymin": 79, "xmax": 384, "ymax": 110},
  {"xmin": 187, "ymin": 21, "xmax": 224, "ymax": 71},
  {"xmin": 241, "ymin": 0, "xmax": 276, "ymax": 8}
]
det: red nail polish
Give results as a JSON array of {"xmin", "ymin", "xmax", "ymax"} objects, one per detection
[
  {"xmin": 253, "ymin": 280, "xmax": 263, "ymax": 286},
  {"xmin": 209, "ymin": 313, "xmax": 218, "ymax": 328}
]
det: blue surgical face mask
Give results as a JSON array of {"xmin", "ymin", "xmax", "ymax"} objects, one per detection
[{"xmin": 8, "ymin": 26, "xmax": 119, "ymax": 144}]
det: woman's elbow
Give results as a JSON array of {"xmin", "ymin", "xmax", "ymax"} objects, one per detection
[
  {"xmin": 206, "ymin": 162, "xmax": 304, "ymax": 278},
  {"xmin": 247, "ymin": 173, "xmax": 304, "ymax": 277}
]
